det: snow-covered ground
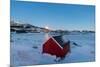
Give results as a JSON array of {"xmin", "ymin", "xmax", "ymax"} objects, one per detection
[{"xmin": 10, "ymin": 32, "xmax": 95, "ymax": 66}]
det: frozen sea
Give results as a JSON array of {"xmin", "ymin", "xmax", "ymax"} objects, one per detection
[{"xmin": 10, "ymin": 32, "xmax": 95, "ymax": 66}]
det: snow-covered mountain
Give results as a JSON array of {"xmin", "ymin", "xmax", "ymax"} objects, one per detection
[
  {"xmin": 10, "ymin": 20, "xmax": 50, "ymax": 33},
  {"xmin": 10, "ymin": 20, "xmax": 95, "ymax": 34}
]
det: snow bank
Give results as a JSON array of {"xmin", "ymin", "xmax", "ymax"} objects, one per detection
[{"xmin": 10, "ymin": 33, "xmax": 95, "ymax": 66}]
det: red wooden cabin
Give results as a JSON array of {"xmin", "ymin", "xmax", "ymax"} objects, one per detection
[{"xmin": 42, "ymin": 35, "xmax": 70, "ymax": 59}]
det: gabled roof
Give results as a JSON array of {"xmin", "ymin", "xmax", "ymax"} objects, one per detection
[
  {"xmin": 53, "ymin": 36, "xmax": 64, "ymax": 47},
  {"xmin": 51, "ymin": 35, "xmax": 66, "ymax": 49},
  {"xmin": 43, "ymin": 35, "xmax": 67, "ymax": 49}
]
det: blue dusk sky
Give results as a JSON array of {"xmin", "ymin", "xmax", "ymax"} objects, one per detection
[{"xmin": 11, "ymin": 1, "xmax": 95, "ymax": 31}]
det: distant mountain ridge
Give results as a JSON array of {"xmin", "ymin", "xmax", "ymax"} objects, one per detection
[
  {"xmin": 10, "ymin": 20, "xmax": 50, "ymax": 33},
  {"xmin": 10, "ymin": 20, "xmax": 95, "ymax": 34}
]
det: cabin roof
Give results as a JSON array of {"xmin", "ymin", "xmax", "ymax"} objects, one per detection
[{"xmin": 52, "ymin": 36, "xmax": 64, "ymax": 47}]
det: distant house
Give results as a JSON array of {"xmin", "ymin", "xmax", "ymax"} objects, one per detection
[{"xmin": 42, "ymin": 35, "xmax": 70, "ymax": 59}]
